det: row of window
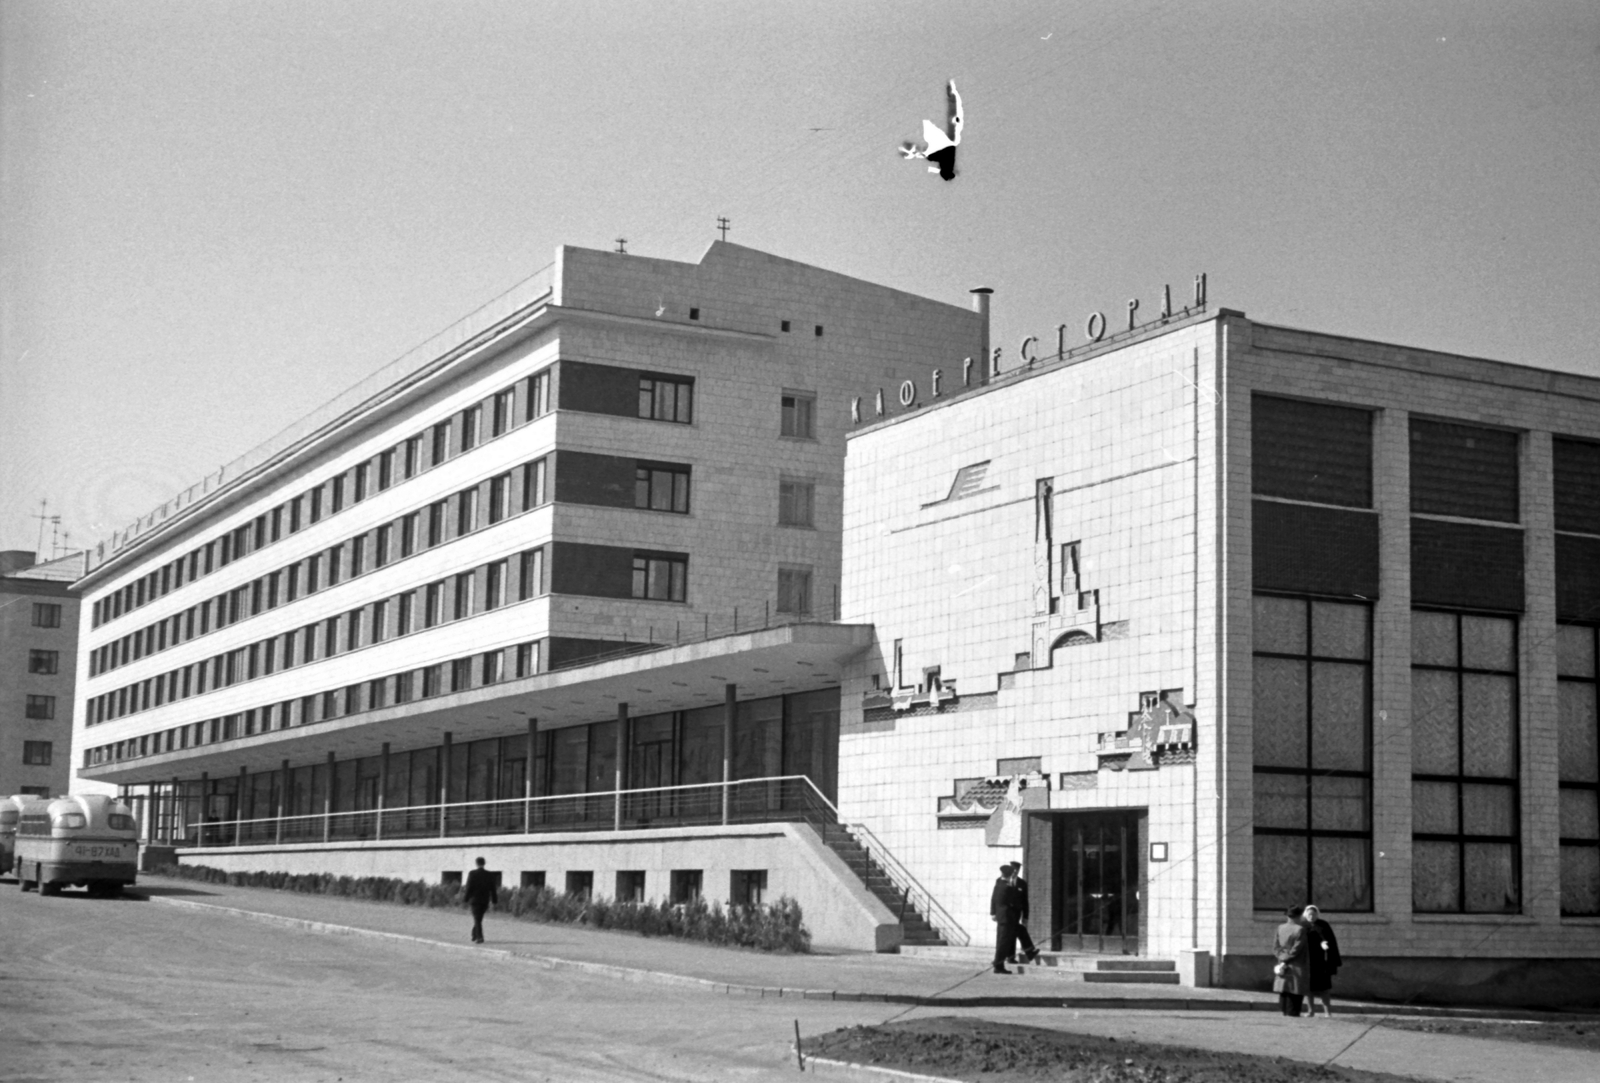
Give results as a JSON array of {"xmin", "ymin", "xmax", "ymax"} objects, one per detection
[
  {"xmin": 91, "ymin": 455, "xmax": 817, "ymax": 681},
  {"xmin": 87, "ymin": 546, "xmax": 550, "ymax": 727},
  {"xmin": 90, "ymin": 456, "xmax": 552, "ymax": 680},
  {"xmin": 1252, "ymin": 596, "xmax": 1600, "ymax": 916},
  {"xmin": 1253, "ymin": 394, "xmax": 1600, "ymax": 528},
  {"xmin": 94, "ymin": 364, "xmax": 824, "ymax": 634},
  {"xmin": 92, "ymin": 368, "xmax": 556, "ymax": 630}
]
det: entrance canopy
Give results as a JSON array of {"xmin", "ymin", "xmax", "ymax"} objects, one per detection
[{"xmin": 82, "ymin": 622, "xmax": 873, "ymax": 785}]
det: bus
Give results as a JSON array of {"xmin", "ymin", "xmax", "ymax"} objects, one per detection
[
  {"xmin": 0, "ymin": 794, "xmax": 49, "ymax": 876},
  {"xmin": 15, "ymin": 794, "xmax": 139, "ymax": 897}
]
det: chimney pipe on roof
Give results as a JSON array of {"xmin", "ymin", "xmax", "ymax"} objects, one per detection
[{"xmin": 970, "ymin": 287, "xmax": 993, "ymax": 386}]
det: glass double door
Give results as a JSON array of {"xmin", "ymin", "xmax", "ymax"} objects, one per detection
[{"xmin": 1050, "ymin": 810, "xmax": 1145, "ymax": 954}]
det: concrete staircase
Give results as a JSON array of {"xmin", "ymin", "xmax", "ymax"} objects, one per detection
[
  {"xmin": 900, "ymin": 945, "xmax": 1178, "ymax": 983},
  {"xmin": 816, "ymin": 824, "xmax": 947, "ymax": 947}
]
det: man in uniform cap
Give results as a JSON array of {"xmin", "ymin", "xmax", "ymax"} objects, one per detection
[
  {"xmin": 990, "ymin": 863, "xmax": 1024, "ymax": 973},
  {"xmin": 1008, "ymin": 860, "xmax": 1040, "ymax": 964}
]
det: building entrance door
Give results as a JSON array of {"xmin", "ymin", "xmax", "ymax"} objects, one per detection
[{"xmin": 1046, "ymin": 809, "xmax": 1146, "ymax": 954}]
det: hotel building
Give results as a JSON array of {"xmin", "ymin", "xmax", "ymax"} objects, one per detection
[
  {"xmin": 71, "ymin": 242, "xmax": 984, "ymax": 950},
  {"xmin": 838, "ymin": 300, "xmax": 1600, "ymax": 1005}
]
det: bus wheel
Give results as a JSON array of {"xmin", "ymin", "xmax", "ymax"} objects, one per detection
[{"xmin": 40, "ymin": 881, "xmax": 61, "ymax": 896}]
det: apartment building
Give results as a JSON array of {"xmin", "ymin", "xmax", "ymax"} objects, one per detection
[
  {"xmin": 2, "ymin": 550, "xmax": 85, "ymax": 798},
  {"xmin": 838, "ymin": 304, "xmax": 1600, "ymax": 1004}
]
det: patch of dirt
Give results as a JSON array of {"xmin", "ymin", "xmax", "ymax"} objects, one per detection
[
  {"xmin": 1379, "ymin": 1017, "xmax": 1600, "ymax": 1053},
  {"xmin": 803, "ymin": 1017, "xmax": 1424, "ymax": 1083}
]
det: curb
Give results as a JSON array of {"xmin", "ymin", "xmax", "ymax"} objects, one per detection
[
  {"xmin": 150, "ymin": 897, "xmax": 1600, "ymax": 1022},
  {"xmin": 795, "ymin": 1047, "xmax": 967, "ymax": 1083}
]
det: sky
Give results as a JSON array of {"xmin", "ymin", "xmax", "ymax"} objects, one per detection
[{"xmin": 3, "ymin": 0, "xmax": 1598, "ymax": 557}]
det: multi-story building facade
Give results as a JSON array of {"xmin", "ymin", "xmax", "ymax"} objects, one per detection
[
  {"xmin": 838, "ymin": 302, "xmax": 1600, "ymax": 1005},
  {"xmin": 2, "ymin": 550, "xmax": 85, "ymax": 798},
  {"xmin": 71, "ymin": 242, "xmax": 985, "ymax": 950}
]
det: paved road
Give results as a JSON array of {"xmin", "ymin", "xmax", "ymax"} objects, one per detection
[{"xmin": 2, "ymin": 878, "xmax": 1595, "ymax": 1083}]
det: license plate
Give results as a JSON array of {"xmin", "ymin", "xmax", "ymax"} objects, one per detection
[{"xmin": 70, "ymin": 844, "xmax": 130, "ymax": 861}]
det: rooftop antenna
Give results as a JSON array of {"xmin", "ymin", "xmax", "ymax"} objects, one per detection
[
  {"xmin": 717, "ymin": 216, "xmax": 730, "ymax": 242},
  {"xmin": 615, "ymin": 237, "xmax": 628, "ymax": 254},
  {"xmin": 31, "ymin": 498, "xmax": 50, "ymax": 556},
  {"xmin": 48, "ymin": 516, "xmax": 62, "ymax": 559}
]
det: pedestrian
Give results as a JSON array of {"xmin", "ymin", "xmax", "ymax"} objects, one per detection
[
  {"xmin": 1271, "ymin": 904, "xmax": 1308, "ymax": 1017},
  {"xmin": 990, "ymin": 863, "xmax": 1024, "ymax": 973},
  {"xmin": 464, "ymin": 856, "xmax": 496, "ymax": 944},
  {"xmin": 1302, "ymin": 904, "xmax": 1342, "ymax": 1017},
  {"xmin": 1007, "ymin": 861, "xmax": 1041, "ymax": 964}
]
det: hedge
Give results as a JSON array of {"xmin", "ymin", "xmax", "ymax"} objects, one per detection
[{"xmin": 151, "ymin": 864, "xmax": 811, "ymax": 953}]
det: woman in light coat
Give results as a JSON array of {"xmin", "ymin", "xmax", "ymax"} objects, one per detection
[{"xmin": 1271, "ymin": 905, "xmax": 1308, "ymax": 1017}]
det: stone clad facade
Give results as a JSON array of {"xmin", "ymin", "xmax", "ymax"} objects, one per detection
[{"xmin": 839, "ymin": 308, "xmax": 1600, "ymax": 1005}]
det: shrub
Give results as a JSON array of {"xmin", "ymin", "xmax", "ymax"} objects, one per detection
[{"xmin": 150, "ymin": 864, "xmax": 810, "ymax": 952}]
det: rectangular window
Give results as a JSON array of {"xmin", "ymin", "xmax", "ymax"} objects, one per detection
[
  {"xmin": 489, "ymin": 473, "xmax": 511, "ymax": 524},
  {"xmin": 330, "ymin": 474, "xmax": 345, "ymax": 513},
  {"xmin": 1411, "ymin": 418, "xmax": 1519, "ymax": 523},
  {"xmin": 32, "ymin": 603, "xmax": 61, "ymax": 629},
  {"xmin": 516, "ymin": 641, "xmax": 538, "ymax": 678},
  {"xmin": 451, "ymin": 657, "xmax": 472, "ymax": 693},
  {"xmin": 460, "ymin": 405, "xmax": 480, "ymax": 452},
  {"xmin": 492, "ymin": 388, "xmax": 514, "ymax": 436},
  {"xmin": 353, "ymin": 462, "xmax": 369, "ymax": 502},
  {"xmin": 1252, "ymin": 596, "xmax": 1374, "ymax": 912},
  {"xmin": 670, "ymin": 869, "xmax": 703, "ymax": 904},
  {"xmin": 346, "ymin": 609, "xmax": 362, "ymax": 651},
  {"xmin": 456, "ymin": 487, "xmax": 479, "ymax": 535},
  {"xmin": 1411, "ymin": 609, "xmax": 1520, "ymax": 913},
  {"xmin": 634, "ymin": 462, "xmax": 691, "ymax": 514},
  {"xmin": 431, "ymin": 420, "xmax": 451, "ymax": 466},
  {"xmin": 397, "ymin": 593, "xmax": 413, "ymax": 636},
  {"xmin": 427, "ymin": 501, "xmax": 445, "ymax": 547},
  {"xmin": 27, "ymin": 649, "xmax": 59, "ymax": 675},
  {"xmin": 22, "ymin": 741, "xmax": 52, "ymax": 766},
  {"xmin": 350, "ymin": 535, "xmax": 366, "ymax": 577},
  {"xmin": 778, "ymin": 479, "xmax": 815, "ymax": 527},
  {"xmin": 454, "ymin": 571, "xmax": 475, "ymax": 620},
  {"xmin": 485, "ymin": 561, "xmax": 506, "ymax": 610},
  {"xmin": 422, "ymin": 664, "xmax": 442, "ymax": 698},
  {"xmin": 401, "ymin": 513, "xmax": 419, "ymax": 557},
  {"xmin": 519, "ymin": 547, "xmax": 546, "ymax": 600},
  {"xmin": 731, "ymin": 869, "xmax": 767, "ymax": 906},
  {"xmin": 404, "ymin": 435, "xmax": 422, "ymax": 479},
  {"xmin": 481, "ymin": 650, "xmax": 504, "ymax": 686},
  {"xmin": 375, "ymin": 525, "xmax": 391, "ymax": 568},
  {"xmin": 326, "ymin": 545, "xmax": 342, "ymax": 587},
  {"xmin": 266, "ymin": 571, "xmax": 280, "ymax": 609},
  {"xmin": 777, "ymin": 566, "xmax": 813, "ymax": 616},
  {"xmin": 306, "ymin": 554, "xmax": 321, "ymax": 593},
  {"xmin": 286, "ymin": 564, "xmax": 300, "ymax": 602},
  {"xmin": 289, "ymin": 496, "xmax": 303, "ymax": 533},
  {"xmin": 324, "ymin": 616, "xmax": 340, "ymax": 658},
  {"xmin": 781, "ymin": 393, "xmax": 816, "ymax": 438},
  {"xmin": 526, "ymin": 370, "xmax": 551, "ymax": 421},
  {"xmin": 631, "ymin": 553, "xmax": 687, "ymax": 602},
  {"xmin": 25, "ymin": 694, "xmax": 56, "ymax": 719},
  {"xmin": 638, "ymin": 374, "xmax": 694, "ymax": 424},
  {"xmin": 368, "ymin": 678, "xmax": 387, "ymax": 710},
  {"xmin": 523, "ymin": 457, "xmax": 549, "ymax": 508},
  {"xmin": 378, "ymin": 449, "xmax": 395, "ymax": 491},
  {"xmin": 371, "ymin": 600, "xmax": 388, "ymax": 644},
  {"xmin": 309, "ymin": 485, "xmax": 324, "ymax": 524},
  {"xmin": 425, "ymin": 582, "xmax": 443, "ymax": 628},
  {"xmin": 1557, "ymin": 623, "xmax": 1600, "ymax": 916}
]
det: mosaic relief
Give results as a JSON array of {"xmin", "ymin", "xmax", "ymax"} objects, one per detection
[
  {"xmin": 1095, "ymin": 688, "xmax": 1196, "ymax": 771},
  {"xmin": 1028, "ymin": 479, "xmax": 1101, "ymax": 667},
  {"xmin": 936, "ymin": 757, "xmax": 1049, "ymax": 836}
]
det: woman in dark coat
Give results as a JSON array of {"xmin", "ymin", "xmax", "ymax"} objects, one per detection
[
  {"xmin": 1271, "ymin": 905, "xmax": 1308, "ymax": 1017},
  {"xmin": 1302, "ymin": 904, "xmax": 1342, "ymax": 1017}
]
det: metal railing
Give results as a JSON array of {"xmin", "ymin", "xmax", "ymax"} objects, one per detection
[{"xmin": 180, "ymin": 775, "xmax": 828, "ymax": 849}]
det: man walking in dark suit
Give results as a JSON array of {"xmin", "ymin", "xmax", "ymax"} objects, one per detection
[
  {"xmin": 990, "ymin": 863, "xmax": 1023, "ymax": 973},
  {"xmin": 464, "ymin": 856, "xmax": 496, "ymax": 944},
  {"xmin": 1008, "ymin": 861, "xmax": 1041, "ymax": 964}
]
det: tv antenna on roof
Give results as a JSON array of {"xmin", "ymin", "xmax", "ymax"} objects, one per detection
[{"xmin": 717, "ymin": 216, "xmax": 731, "ymax": 242}]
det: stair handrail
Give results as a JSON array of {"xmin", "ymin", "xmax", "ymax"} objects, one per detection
[
  {"xmin": 841, "ymin": 818, "xmax": 970, "ymax": 948},
  {"xmin": 788, "ymin": 778, "xmax": 968, "ymax": 948}
]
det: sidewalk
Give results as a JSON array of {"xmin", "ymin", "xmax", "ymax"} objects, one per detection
[{"xmin": 137, "ymin": 879, "xmax": 1580, "ymax": 1020}]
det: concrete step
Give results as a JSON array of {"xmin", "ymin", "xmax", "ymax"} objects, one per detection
[
  {"xmin": 1082, "ymin": 970, "xmax": 1181, "ymax": 984},
  {"xmin": 1095, "ymin": 959, "xmax": 1176, "ymax": 972}
]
